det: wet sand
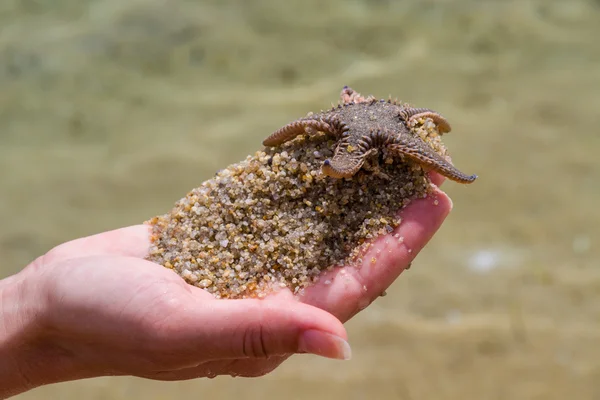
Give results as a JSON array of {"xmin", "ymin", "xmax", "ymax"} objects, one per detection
[{"xmin": 1, "ymin": 0, "xmax": 599, "ymax": 399}]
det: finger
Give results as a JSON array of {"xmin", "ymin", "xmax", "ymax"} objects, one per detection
[
  {"xmin": 162, "ymin": 294, "xmax": 351, "ymax": 362},
  {"xmin": 429, "ymin": 171, "xmax": 445, "ymax": 187},
  {"xmin": 142, "ymin": 356, "xmax": 288, "ymax": 381},
  {"xmin": 300, "ymin": 187, "xmax": 452, "ymax": 322},
  {"xmin": 354, "ymin": 187, "xmax": 452, "ymax": 299},
  {"xmin": 42, "ymin": 225, "xmax": 151, "ymax": 265}
]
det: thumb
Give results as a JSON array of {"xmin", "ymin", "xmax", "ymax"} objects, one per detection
[{"xmin": 189, "ymin": 297, "xmax": 351, "ymax": 361}]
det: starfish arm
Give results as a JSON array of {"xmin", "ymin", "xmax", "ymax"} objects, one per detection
[
  {"xmin": 262, "ymin": 118, "xmax": 336, "ymax": 146},
  {"xmin": 387, "ymin": 139, "xmax": 477, "ymax": 184},
  {"xmin": 320, "ymin": 115, "xmax": 350, "ymax": 137},
  {"xmin": 399, "ymin": 108, "xmax": 452, "ymax": 134},
  {"xmin": 321, "ymin": 140, "xmax": 370, "ymax": 179}
]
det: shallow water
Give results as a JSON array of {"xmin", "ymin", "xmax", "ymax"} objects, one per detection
[{"xmin": 2, "ymin": 0, "xmax": 599, "ymax": 398}]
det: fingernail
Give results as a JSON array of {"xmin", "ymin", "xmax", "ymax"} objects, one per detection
[{"xmin": 298, "ymin": 330, "xmax": 352, "ymax": 360}]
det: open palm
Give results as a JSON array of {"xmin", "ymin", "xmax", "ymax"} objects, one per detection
[{"xmin": 18, "ymin": 180, "xmax": 451, "ymax": 386}]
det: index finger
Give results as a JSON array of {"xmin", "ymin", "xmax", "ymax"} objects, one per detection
[{"xmin": 40, "ymin": 225, "xmax": 152, "ymax": 265}]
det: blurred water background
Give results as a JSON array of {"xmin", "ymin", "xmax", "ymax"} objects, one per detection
[{"xmin": 1, "ymin": 0, "xmax": 599, "ymax": 398}]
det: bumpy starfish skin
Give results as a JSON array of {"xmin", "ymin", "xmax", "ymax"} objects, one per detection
[
  {"xmin": 262, "ymin": 86, "xmax": 477, "ymax": 184},
  {"xmin": 261, "ymin": 116, "xmax": 348, "ymax": 147}
]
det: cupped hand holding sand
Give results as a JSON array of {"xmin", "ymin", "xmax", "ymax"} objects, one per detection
[{"xmin": 0, "ymin": 181, "xmax": 450, "ymax": 398}]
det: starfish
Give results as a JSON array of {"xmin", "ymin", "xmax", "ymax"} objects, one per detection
[{"xmin": 262, "ymin": 86, "xmax": 477, "ymax": 184}]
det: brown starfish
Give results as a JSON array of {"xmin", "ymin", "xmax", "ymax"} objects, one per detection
[{"xmin": 262, "ymin": 86, "xmax": 477, "ymax": 184}]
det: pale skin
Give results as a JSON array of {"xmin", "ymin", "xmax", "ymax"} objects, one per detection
[{"xmin": 0, "ymin": 175, "xmax": 451, "ymax": 399}]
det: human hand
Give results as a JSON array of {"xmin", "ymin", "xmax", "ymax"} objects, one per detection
[{"xmin": 0, "ymin": 176, "xmax": 451, "ymax": 397}]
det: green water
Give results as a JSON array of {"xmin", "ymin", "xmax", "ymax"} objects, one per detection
[{"xmin": 2, "ymin": 0, "xmax": 599, "ymax": 398}]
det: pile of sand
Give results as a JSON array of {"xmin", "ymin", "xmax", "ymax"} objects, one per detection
[{"xmin": 145, "ymin": 118, "xmax": 444, "ymax": 298}]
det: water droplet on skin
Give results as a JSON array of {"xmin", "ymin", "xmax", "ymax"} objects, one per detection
[
  {"xmin": 206, "ymin": 371, "xmax": 217, "ymax": 379},
  {"xmin": 357, "ymin": 296, "xmax": 370, "ymax": 311}
]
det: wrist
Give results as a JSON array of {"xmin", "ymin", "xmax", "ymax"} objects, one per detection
[
  {"xmin": 0, "ymin": 270, "xmax": 40, "ymax": 397},
  {"xmin": 0, "ymin": 267, "xmax": 78, "ymax": 398}
]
